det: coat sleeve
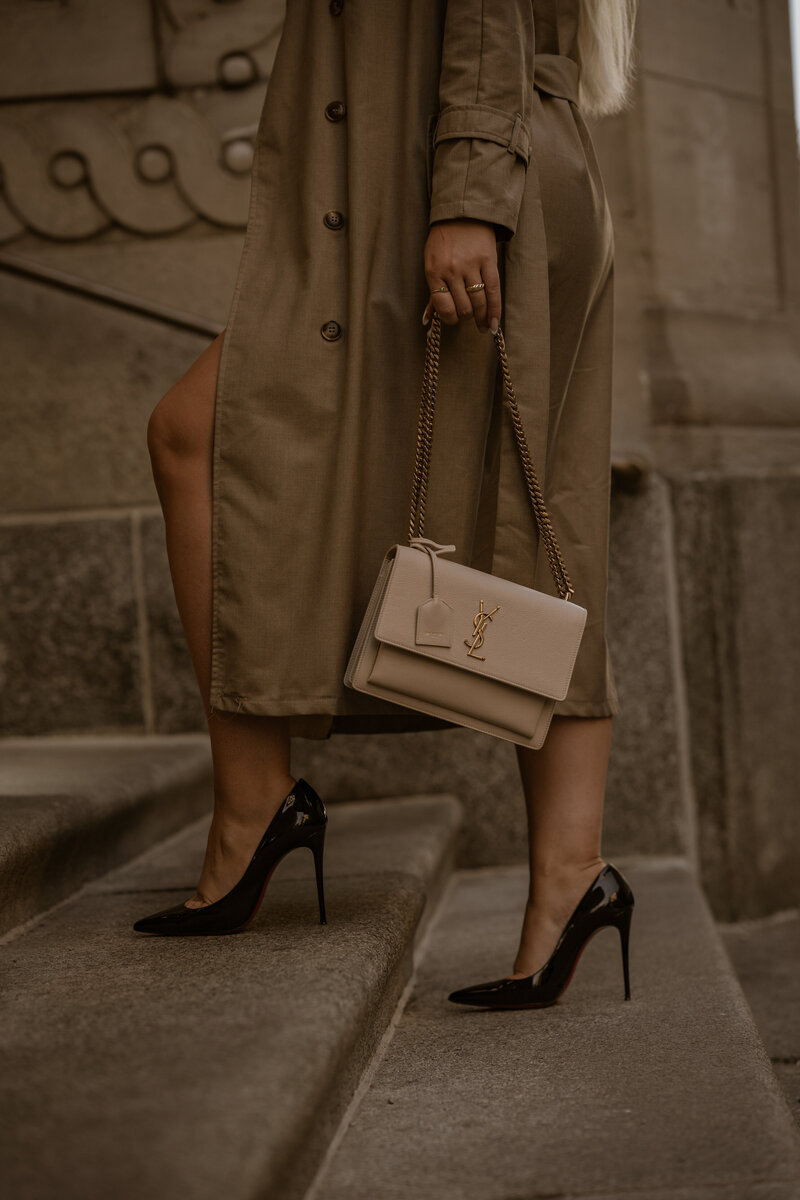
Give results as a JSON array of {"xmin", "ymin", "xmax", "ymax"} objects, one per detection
[{"xmin": 429, "ymin": 1, "xmax": 535, "ymax": 243}]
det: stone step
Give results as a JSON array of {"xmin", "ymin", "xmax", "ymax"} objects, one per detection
[
  {"xmin": 720, "ymin": 909, "xmax": 800, "ymax": 1131},
  {"xmin": 309, "ymin": 856, "xmax": 800, "ymax": 1200},
  {"xmin": 0, "ymin": 734, "xmax": 214, "ymax": 936},
  {"xmin": 0, "ymin": 790, "xmax": 462, "ymax": 1200}
]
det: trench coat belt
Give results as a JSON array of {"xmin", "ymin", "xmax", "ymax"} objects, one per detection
[{"xmin": 533, "ymin": 53, "xmax": 581, "ymax": 104}]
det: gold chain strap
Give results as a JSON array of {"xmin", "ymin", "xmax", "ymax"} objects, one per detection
[{"xmin": 407, "ymin": 310, "xmax": 575, "ymax": 602}]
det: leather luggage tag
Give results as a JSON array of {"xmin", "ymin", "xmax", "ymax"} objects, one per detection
[{"xmin": 415, "ymin": 597, "xmax": 453, "ymax": 646}]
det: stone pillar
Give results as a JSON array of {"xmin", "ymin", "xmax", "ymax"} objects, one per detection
[{"xmin": 593, "ymin": 0, "xmax": 800, "ymax": 918}]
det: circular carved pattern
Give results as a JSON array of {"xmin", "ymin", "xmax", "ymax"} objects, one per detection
[
  {"xmin": 136, "ymin": 145, "xmax": 173, "ymax": 183},
  {"xmin": 321, "ymin": 320, "xmax": 343, "ymax": 341},
  {"xmin": 0, "ymin": 96, "xmax": 253, "ymax": 242},
  {"xmin": 49, "ymin": 151, "xmax": 86, "ymax": 189},
  {"xmin": 222, "ymin": 138, "xmax": 254, "ymax": 174},
  {"xmin": 219, "ymin": 51, "xmax": 257, "ymax": 88}
]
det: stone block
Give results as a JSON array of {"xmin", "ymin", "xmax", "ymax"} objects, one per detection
[
  {"xmin": 605, "ymin": 472, "xmax": 688, "ymax": 856},
  {"xmin": 639, "ymin": 0, "xmax": 764, "ymax": 97},
  {"xmin": 642, "ymin": 76, "xmax": 777, "ymax": 314},
  {"xmin": 670, "ymin": 472, "xmax": 800, "ymax": 919},
  {"xmin": 653, "ymin": 426, "xmax": 800, "ymax": 476},
  {"xmin": 0, "ymin": 518, "xmax": 142, "ymax": 734},
  {"xmin": 0, "ymin": 0, "xmax": 156, "ymax": 100},
  {"xmin": 589, "ymin": 111, "xmax": 653, "ymax": 461},
  {"xmin": 9, "ymin": 232, "xmax": 246, "ymax": 330},
  {"xmin": 292, "ymin": 724, "xmax": 526, "ymax": 871},
  {"xmin": 0, "ymin": 271, "xmax": 211, "ymax": 513},
  {"xmin": 0, "ymin": 735, "xmax": 213, "ymax": 935},
  {"xmin": 720, "ymin": 911, "xmax": 800, "ymax": 1127},
  {"xmin": 647, "ymin": 306, "xmax": 800, "ymax": 428},
  {"xmin": 140, "ymin": 514, "xmax": 206, "ymax": 734}
]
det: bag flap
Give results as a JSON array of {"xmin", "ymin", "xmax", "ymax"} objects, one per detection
[{"xmin": 373, "ymin": 545, "xmax": 587, "ymax": 701}]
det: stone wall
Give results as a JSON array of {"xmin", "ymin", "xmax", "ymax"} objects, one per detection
[
  {"xmin": 0, "ymin": 0, "xmax": 273, "ymax": 728},
  {"xmin": 1, "ymin": 1, "xmax": 798, "ymax": 921}
]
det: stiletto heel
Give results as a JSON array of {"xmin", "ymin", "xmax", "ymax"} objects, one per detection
[
  {"xmin": 448, "ymin": 862, "xmax": 635, "ymax": 1009},
  {"xmin": 307, "ymin": 827, "xmax": 327, "ymax": 924},
  {"xmin": 614, "ymin": 904, "xmax": 633, "ymax": 1000},
  {"xmin": 132, "ymin": 777, "xmax": 328, "ymax": 936}
]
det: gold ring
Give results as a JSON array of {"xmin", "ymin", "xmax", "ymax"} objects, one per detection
[
  {"xmin": 432, "ymin": 286, "xmax": 450, "ymax": 293},
  {"xmin": 466, "ymin": 283, "xmax": 486, "ymax": 292}
]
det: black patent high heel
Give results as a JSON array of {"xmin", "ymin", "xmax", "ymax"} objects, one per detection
[
  {"xmin": 132, "ymin": 777, "xmax": 328, "ymax": 936},
  {"xmin": 448, "ymin": 862, "xmax": 634, "ymax": 1009}
]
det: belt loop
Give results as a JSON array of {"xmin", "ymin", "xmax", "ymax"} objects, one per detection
[{"xmin": 507, "ymin": 112, "xmax": 523, "ymax": 156}]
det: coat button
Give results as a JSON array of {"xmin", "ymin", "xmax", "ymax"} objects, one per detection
[
  {"xmin": 321, "ymin": 320, "xmax": 342, "ymax": 341},
  {"xmin": 329, "ymin": 0, "xmax": 344, "ymax": 14},
  {"xmin": 324, "ymin": 100, "xmax": 346, "ymax": 122},
  {"xmin": 323, "ymin": 210, "xmax": 345, "ymax": 230}
]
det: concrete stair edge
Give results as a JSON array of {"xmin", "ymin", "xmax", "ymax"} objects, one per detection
[
  {"xmin": 617, "ymin": 855, "xmax": 800, "ymax": 1142},
  {"xmin": 0, "ymin": 790, "xmax": 465, "ymax": 1200},
  {"xmin": 0, "ymin": 733, "xmax": 214, "ymax": 936},
  {"xmin": 265, "ymin": 792, "xmax": 464, "ymax": 1200},
  {"xmin": 687, "ymin": 859, "xmax": 800, "ymax": 1144}
]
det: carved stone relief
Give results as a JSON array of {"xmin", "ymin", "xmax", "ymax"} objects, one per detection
[
  {"xmin": 0, "ymin": 91, "xmax": 266, "ymax": 243},
  {"xmin": 156, "ymin": 0, "xmax": 285, "ymax": 88},
  {"xmin": 0, "ymin": 0, "xmax": 284, "ymax": 244},
  {"xmin": 0, "ymin": 0, "xmax": 284, "ymax": 98}
]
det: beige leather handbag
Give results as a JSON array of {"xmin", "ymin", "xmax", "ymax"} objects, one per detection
[{"xmin": 344, "ymin": 311, "xmax": 587, "ymax": 749}]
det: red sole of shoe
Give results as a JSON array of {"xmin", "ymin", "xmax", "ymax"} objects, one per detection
[
  {"xmin": 227, "ymin": 861, "xmax": 283, "ymax": 934},
  {"xmin": 182, "ymin": 834, "xmax": 327, "ymax": 936},
  {"xmin": 177, "ymin": 859, "xmax": 284, "ymax": 937},
  {"xmin": 480, "ymin": 924, "xmax": 610, "ymax": 1010},
  {"xmin": 229, "ymin": 842, "xmax": 327, "ymax": 934}
]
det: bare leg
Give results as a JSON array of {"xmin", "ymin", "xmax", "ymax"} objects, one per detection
[
  {"xmin": 147, "ymin": 333, "xmax": 295, "ymax": 908},
  {"xmin": 510, "ymin": 715, "xmax": 612, "ymax": 977}
]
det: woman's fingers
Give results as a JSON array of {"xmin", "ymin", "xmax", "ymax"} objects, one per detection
[
  {"xmin": 467, "ymin": 278, "xmax": 489, "ymax": 331},
  {"xmin": 423, "ymin": 220, "xmax": 502, "ymax": 332},
  {"xmin": 426, "ymin": 275, "xmax": 458, "ymax": 326},
  {"xmin": 482, "ymin": 258, "xmax": 502, "ymax": 333},
  {"xmin": 423, "ymin": 271, "xmax": 498, "ymax": 332},
  {"xmin": 448, "ymin": 275, "xmax": 477, "ymax": 326}
]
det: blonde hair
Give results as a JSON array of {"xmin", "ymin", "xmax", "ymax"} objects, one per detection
[{"xmin": 576, "ymin": 0, "xmax": 640, "ymax": 119}]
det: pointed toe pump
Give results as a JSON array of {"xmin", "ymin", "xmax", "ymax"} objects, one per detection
[
  {"xmin": 448, "ymin": 862, "xmax": 634, "ymax": 1009},
  {"xmin": 132, "ymin": 776, "xmax": 328, "ymax": 936}
]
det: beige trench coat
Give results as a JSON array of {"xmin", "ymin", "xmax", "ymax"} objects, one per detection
[{"xmin": 209, "ymin": 0, "xmax": 620, "ymax": 739}]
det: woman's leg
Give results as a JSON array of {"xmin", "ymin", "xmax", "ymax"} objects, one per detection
[
  {"xmin": 510, "ymin": 715, "xmax": 612, "ymax": 977},
  {"xmin": 147, "ymin": 333, "xmax": 296, "ymax": 908}
]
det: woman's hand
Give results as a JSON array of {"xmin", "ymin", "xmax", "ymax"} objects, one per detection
[{"xmin": 422, "ymin": 218, "xmax": 502, "ymax": 334}]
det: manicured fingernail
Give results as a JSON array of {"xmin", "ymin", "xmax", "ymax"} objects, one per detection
[
  {"xmin": 422, "ymin": 310, "xmax": 430, "ymax": 326},
  {"xmin": 490, "ymin": 318, "xmax": 498, "ymax": 333}
]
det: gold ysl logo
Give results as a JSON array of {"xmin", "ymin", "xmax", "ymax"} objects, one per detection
[{"xmin": 464, "ymin": 600, "xmax": 500, "ymax": 660}]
